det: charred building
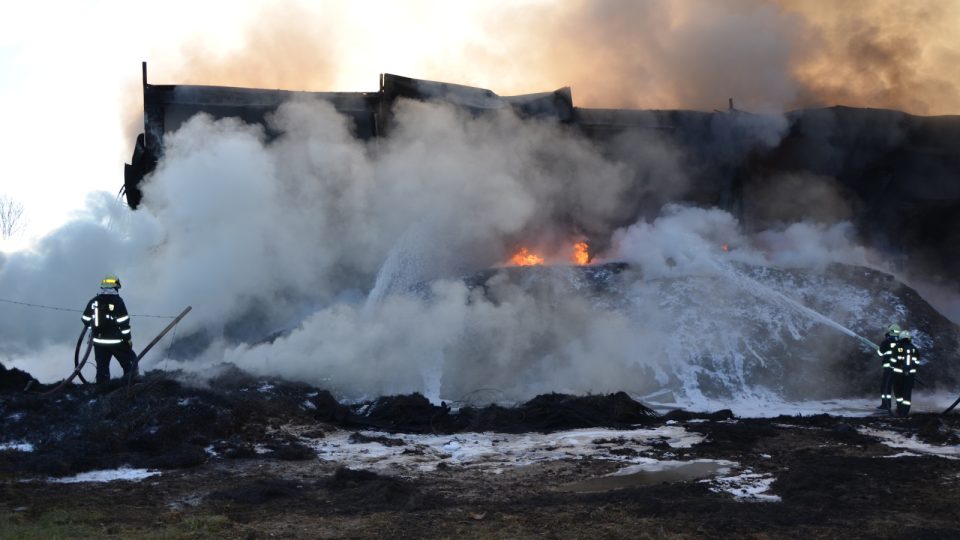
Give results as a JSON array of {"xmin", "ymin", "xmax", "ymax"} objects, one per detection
[{"xmin": 125, "ymin": 63, "xmax": 960, "ymax": 286}]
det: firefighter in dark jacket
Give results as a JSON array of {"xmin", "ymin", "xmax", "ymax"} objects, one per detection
[
  {"xmin": 81, "ymin": 274, "xmax": 136, "ymax": 384},
  {"xmin": 876, "ymin": 324, "xmax": 900, "ymax": 411},
  {"xmin": 892, "ymin": 330, "xmax": 919, "ymax": 417}
]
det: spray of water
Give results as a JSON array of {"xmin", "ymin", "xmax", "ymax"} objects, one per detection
[{"xmin": 708, "ymin": 258, "xmax": 879, "ymax": 350}]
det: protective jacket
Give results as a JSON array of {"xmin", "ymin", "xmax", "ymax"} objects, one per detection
[
  {"xmin": 877, "ymin": 335, "xmax": 898, "ymax": 369},
  {"xmin": 893, "ymin": 339, "xmax": 919, "ymax": 376},
  {"xmin": 81, "ymin": 292, "xmax": 132, "ymax": 346}
]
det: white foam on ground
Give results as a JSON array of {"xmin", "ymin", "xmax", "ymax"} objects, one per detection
[
  {"xmin": 306, "ymin": 425, "xmax": 705, "ymax": 473},
  {"xmin": 704, "ymin": 470, "xmax": 781, "ymax": 502},
  {"xmin": 650, "ymin": 391, "xmax": 960, "ymax": 419},
  {"xmin": 608, "ymin": 460, "xmax": 780, "ymax": 503},
  {"xmin": 648, "ymin": 397, "xmax": 885, "ymax": 419},
  {"xmin": 0, "ymin": 441, "xmax": 34, "ymax": 452},
  {"xmin": 883, "ymin": 451, "xmax": 922, "ymax": 458},
  {"xmin": 49, "ymin": 467, "xmax": 160, "ymax": 483},
  {"xmin": 858, "ymin": 427, "xmax": 960, "ymax": 459},
  {"xmin": 311, "ymin": 424, "xmax": 781, "ymax": 502}
]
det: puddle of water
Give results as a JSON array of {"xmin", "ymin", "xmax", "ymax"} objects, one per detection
[{"xmin": 557, "ymin": 461, "xmax": 726, "ymax": 493}]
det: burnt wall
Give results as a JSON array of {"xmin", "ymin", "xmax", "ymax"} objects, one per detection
[{"xmin": 124, "ymin": 73, "xmax": 960, "ymax": 286}]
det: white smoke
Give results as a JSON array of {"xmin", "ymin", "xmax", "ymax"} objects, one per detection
[{"xmin": 0, "ymin": 98, "xmax": 912, "ymax": 407}]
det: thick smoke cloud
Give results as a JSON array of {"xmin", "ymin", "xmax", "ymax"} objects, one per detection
[
  {"xmin": 502, "ymin": 0, "xmax": 805, "ymax": 112},
  {"xmin": 785, "ymin": 0, "xmax": 960, "ymax": 116},
  {"xmin": 166, "ymin": 0, "xmax": 959, "ymax": 115},
  {"xmin": 472, "ymin": 0, "xmax": 960, "ymax": 114},
  {"xmin": 173, "ymin": 0, "xmax": 341, "ymax": 91},
  {"xmin": 0, "ymin": 99, "xmax": 638, "ymax": 385},
  {"xmin": 745, "ymin": 171, "xmax": 854, "ymax": 226},
  {"xmin": 1, "ymin": 98, "xmax": 893, "ymax": 407}
]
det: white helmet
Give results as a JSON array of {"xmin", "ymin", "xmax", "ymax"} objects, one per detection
[{"xmin": 898, "ymin": 330, "xmax": 911, "ymax": 339}]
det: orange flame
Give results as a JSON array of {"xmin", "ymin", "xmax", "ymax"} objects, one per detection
[
  {"xmin": 509, "ymin": 247, "xmax": 545, "ymax": 266},
  {"xmin": 572, "ymin": 241, "xmax": 589, "ymax": 265}
]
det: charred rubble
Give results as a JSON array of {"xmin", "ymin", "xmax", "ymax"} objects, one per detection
[
  {"xmin": 5, "ymin": 364, "xmax": 960, "ymax": 537},
  {"xmin": 0, "ymin": 364, "xmax": 667, "ymax": 478}
]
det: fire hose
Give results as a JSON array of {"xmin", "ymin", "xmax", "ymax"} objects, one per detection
[
  {"xmin": 34, "ymin": 328, "xmax": 94, "ymax": 396},
  {"xmin": 75, "ymin": 325, "xmax": 95, "ymax": 383},
  {"xmin": 126, "ymin": 305, "xmax": 192, "ymax": 388},
  {"xmin": 942, "ymin": 394, "xmax": 960, "ymax": 415},
  {"xmin": 38, "ymin": 306, "xmax": 191, "ymax": 397}
]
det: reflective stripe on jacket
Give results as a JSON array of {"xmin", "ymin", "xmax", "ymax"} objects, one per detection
[
  {"xmin": 894, "ymin": 339, "xmax": 919, "ymax": 376},
  {"xmin": 877, "ymin": 335, "xmax": 898, "ymax": 369},
  {"xmin": 81, "ymin": 293, "xmax": 132, "ymax": 346}
]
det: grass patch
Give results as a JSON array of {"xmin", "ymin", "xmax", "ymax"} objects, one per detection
[
  {"xmin": 0, "ymin": 508, "xmax": 103, "ymax": 539},
  {"xmin": 1, "ymin": 508, "xmax": 242, "ymax": 540},
  {"xmin": 154, "ymin": 514, "xmax": 237, "ymax": 538}
]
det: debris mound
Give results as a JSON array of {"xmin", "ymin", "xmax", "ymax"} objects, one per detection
[
  {"xmin": 1, "ymin": 366, "xmax": 664, "ymax": 478},
  {"xmin": 341, "ymin": 391, "xmax": 660, "ymax": 434},
  {"xmin": 0, "ymin": 363, "xmax": 44, "ymax": 393},
  {"xmin": 512, "ymin": 391, "xmax": 660, "ymax": 431}
]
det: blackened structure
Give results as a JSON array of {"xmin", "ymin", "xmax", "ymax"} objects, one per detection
[{"xmin": 125, "ymin": 63, "xmax": 960, "ymax": 284}]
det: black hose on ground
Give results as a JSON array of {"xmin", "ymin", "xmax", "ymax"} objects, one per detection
[
  {"xmin": 74, "ymin": 325, "xmax": 93, "ymax": 384},
  {"xmin": 40, "ymin": 327, "xmax": 93, "ymax": 397},
  {"xmin": 942, "ymin": 394, "xmax": 960, "ymax": 415},
  {"xmin": 126, "ymin": 306, "xmax": 192, "ymax": 389}
]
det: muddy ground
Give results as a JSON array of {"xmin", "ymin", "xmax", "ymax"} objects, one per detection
[{"xmin": 2, "ymin": 366, "xmax": 959, "ymax": 539}]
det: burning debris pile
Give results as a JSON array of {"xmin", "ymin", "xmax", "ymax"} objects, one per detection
[{"xmin": 504, "ymin": 240, "xmax": 591, "ymax": 267}]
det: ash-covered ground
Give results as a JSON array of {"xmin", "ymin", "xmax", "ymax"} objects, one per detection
[{"xmin": 2, "ymin": 365, "xmax": 960, "ymax": 538}]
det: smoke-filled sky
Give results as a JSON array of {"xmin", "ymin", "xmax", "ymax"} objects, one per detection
[{"xmin": 1, "ymin": 0, "xmax": 958, "ymax": 243}]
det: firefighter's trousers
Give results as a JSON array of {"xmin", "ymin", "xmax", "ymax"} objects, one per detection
[{"xmin": 94, "ymin": 343, "xmax": 136, "ymax": 384}]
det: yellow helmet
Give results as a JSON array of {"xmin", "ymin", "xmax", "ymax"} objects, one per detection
[
  {"xmin": 100, "ymin": 274, "xmax": 121, "ymax": 289},
  {"xmin": 886, "ymin": 324, "xmax": 901, "ymax": 336}
]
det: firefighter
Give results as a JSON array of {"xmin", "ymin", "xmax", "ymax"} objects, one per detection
[
  {"xmin": 80, "ymin": 274, "xmax": 136, "ymax": 385},
  {"xmin": 892, "ymin": 330, "xmax": 919, "ymax": 417},
  {"xmin": 876, "ymin": 323, "xmax": 900, "ymax": 411}
]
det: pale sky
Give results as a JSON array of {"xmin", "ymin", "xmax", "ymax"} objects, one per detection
[
  {"xmin": 0, "ymin": 1, "xmax": 241, "ymax": 247},
  {"xmin": 0, "ymin": 0, "xmax": 532, "ymax": 250}
]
